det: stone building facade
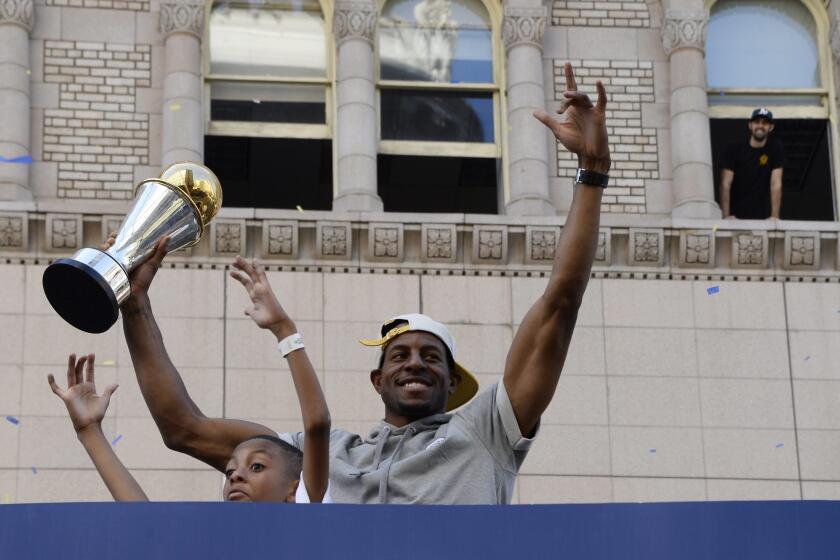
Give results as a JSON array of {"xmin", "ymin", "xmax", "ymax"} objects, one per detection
[{"xmin": 1, "ymin": 0, "xmax": 840, "ymax": 503}]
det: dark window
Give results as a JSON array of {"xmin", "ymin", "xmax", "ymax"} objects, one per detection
[
  {"xmin": 204, "ymin": 136, "xmax": 332, "ymax": 210},
  {"xmin": 711, "ymin": 119, "xmax": 835, "ymax": 221},
  {"xmin": 377, "ymin": 154, "xmax": 498, "ymax": 213},
  {"xmin": 380, "ymin": 90, "xmax": 494, "ymax": 143}
]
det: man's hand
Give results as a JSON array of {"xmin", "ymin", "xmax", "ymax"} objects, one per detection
[
  {"xmin": 99, "ymin": 230, "xmax": 117, "ymax": 252},
  {"xmin": 534, "ymin": 62, "xmax": 611, "ymax": 174},
  {"xmin": 230, "ymin": 256, "xmax": 295, "ymax": 339},
  {"xmin": 127, "ymin": 236, "xmax": 169, "ymax": 301},
  {"xmin": 48, "ymin": 354, "xmax": 118, "ymax": 434}
]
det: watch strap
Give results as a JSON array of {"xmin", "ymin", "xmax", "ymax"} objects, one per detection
[{"xmin": 575, "ymin": 168, "xmax": 609, "ymax": 188}]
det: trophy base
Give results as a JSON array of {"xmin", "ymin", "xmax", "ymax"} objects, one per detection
[{"xmin": 42, "ymin": 248, "xmax": 129, "ymax": 334}]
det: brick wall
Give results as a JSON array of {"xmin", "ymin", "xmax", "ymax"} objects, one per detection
[
  {"xmin": 554, "ymin": 59, "xmax": 659, "ymax": 214},
  {"xmin": 45, "ymin": 0, "xmax": 149, "ymax": 10},
  {"xmin": 42, "ymin": 41, "xmax": 151, "ymax": 200},
  {"xmin": 552, "ymin": 0, "xmax": 651, "ymax": 27}
]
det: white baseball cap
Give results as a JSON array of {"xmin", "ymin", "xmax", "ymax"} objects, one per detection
[{"xmin": 360, "ymin": 313, "xmax": 479, "ymax": 411}]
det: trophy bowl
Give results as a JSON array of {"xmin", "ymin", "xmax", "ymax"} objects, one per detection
[{"xmin": 42, "ymin": 162, "xmax": 223, "ymax": 333}]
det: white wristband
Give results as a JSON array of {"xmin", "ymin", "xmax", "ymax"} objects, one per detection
[{"xmin": 277, "ymin": 333, "xmax": 305, "ymax": 357}]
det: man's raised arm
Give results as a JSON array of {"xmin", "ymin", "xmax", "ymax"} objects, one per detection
[
  {"xmin": 503, "ymin": 63, "xmax": 610, "ymax": 436},
  {"xmin": 122, "ymin": 237, "xmax": 274, "ymax": 471}
]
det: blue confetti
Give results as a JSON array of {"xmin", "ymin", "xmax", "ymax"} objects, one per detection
[
  {"xmin": 775, "ymin": 443, "xmax": 784, "ymax": 449},
  {"xmin": 707, "ymin": 286, "xmax": 720, "ymax": 295},
  {"xmin": 804, "ymin": 356, "xmax": 811, "ymax": 361},
  {"xmin": 5, "ymin": 416, "xmax": 19, "ymax": 425},
  {"xmin": 30, "ymin": 466, "xmax": 37, "ymax": 474},
  {"xmin": 111, "ymin": 434, "xmax": 123, "ymax": 446},
  {"xmin": 649, "ymin": 449, "xmax": 656, "ymax": 454},
  {"xmin": 0, "ymin": 155, "xmax": 33, "ymax": 164}
]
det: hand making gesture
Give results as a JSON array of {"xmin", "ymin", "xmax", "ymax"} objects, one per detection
[
  {"xmin": 48, "ymin": 354, "xmax": 117, "ymax": 434},
  {"xmin": 230, "ymin": 256, "xmax": 295, "ymax": 339},
  {"xmin": 534, "ymin": 62, "xmax": 611, "ymax": 174}
]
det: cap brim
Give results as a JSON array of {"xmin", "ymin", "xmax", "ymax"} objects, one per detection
[{"xmin": 446, "ymin": 362, "xmax": 478, "ymax": 411}]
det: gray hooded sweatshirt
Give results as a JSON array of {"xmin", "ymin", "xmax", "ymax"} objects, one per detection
[{"xmin": 284, "ymin": 380, "xmax": 536, "ymax": 504}]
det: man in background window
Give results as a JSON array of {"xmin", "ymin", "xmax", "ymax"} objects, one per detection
[{"xmin": 720, "ymin": 107, "xmax": 784, "ymax": 219}]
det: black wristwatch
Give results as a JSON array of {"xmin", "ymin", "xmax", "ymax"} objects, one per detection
[{"xmin": 575, "ymin": 168, "xmax": 609, "ymax": 188}]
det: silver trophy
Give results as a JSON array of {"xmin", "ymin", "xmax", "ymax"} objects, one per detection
[{"xmin": 42, "ymin": 162, "xmax": 223, "ymax": 333}]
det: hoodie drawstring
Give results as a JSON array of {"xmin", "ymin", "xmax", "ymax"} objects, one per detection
[{"xmin": 378, "ymin": 426, "xmax": 416, "ymax": 504}]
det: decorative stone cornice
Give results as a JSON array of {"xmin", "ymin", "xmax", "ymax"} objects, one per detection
[
  {"xmin": 0, "ymin": 0, "xmax": 34, "ymax": 32},
  {"xmin": 333, "ymin": 0, "xmax": 377, "ymax": 46},
  {"xmin": 831, "ymin": 15, "xmax": 840, "ymax": 59},
  {"xmin": 502, "ymin": 6, "xmax": 546, "ymax": 51},
  {"xmin": 160, "ymin": 0, "xmax": 204, "ymax": 40},
  {"xmin": 661, "ymin": 9, "xmax": 708, "ymax": 56}
]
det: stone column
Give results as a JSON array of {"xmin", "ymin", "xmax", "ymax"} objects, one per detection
[
  {"xmin": 661, "ymin": 8, "xmax": 720, "ymax": 218},
  {"xmin": 332, "ymin": 0, "xmax": 382, "ymax": 212},
  {"xmin": 160, "ymin": 0, "xmax": 204, "ymax": 166},
  {"xmin": 0, "ymin": 0, "xmax": 34, "ymax": 200},
  {"xmin": 502, "ymin": 3, "xmax": 555, "ymax": 216}
]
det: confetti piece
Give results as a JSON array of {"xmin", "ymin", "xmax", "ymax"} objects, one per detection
[
  {"xmin": 31, "ymin": 467, "xmax": 37, "ymax": 475},
  {"xmin": 712, "ymin": 225, "xmax": 718, "ymax": 232},
  {"xmin": 648, "ymin": 448, "xmax": 656, "ymax": 454},
  {"xmin": 804, "ymin": 356, "xmax": 811, "ymax": 362},
  {"xmin": 102, "ymin": 360, "xmax": 116, "ymax": 366},
  {"xmin": 775, "ymin": 443, "xmax": 784, "ymax": 449},
  {"xmin": 252, "ymin": 99, "xmax": 261, "ymax": 104},
  {"xmin": 5, "ymin": 416, "xmax": 19, "ymax": 425},
  {"xmin": 111, "ymin": 434, "xmax": 123, "ymax": 446},
  {"xmin": 26, "ymin": 69, "xmax": 31, "ymax": 76},
  {"xmin": 0, "ymin": 155, "xmax": 33, "ymax": 164},
  {"xmin": 170, "ymin": 103, "xmax": 181, "ymax": 112},
  {"xmin": 707, "ymin": 286, "xmax": 720, "ymax": 295},
  {"xmin": 296, "ymin": 205, "xmax": 304, "ymax": 212}
]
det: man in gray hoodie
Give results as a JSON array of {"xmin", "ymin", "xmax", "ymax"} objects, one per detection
[{"xmin": 120, "ymin": 62, "xmax": 610, "ymax": 504}]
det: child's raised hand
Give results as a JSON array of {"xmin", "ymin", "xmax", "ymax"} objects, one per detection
[
  {"xmin": 48, "ymin": 354, "xmax": 118, "ymax": 434},
  {"xmin": 230, "ymin": 256, "xmax": 295, "ymax": 337}
]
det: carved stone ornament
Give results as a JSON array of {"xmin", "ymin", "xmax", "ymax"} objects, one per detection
[
  {"xmin": 46, "ymin": 213, "xmax": 83, "ymax": 252},
  {"xmin": 784, "ymin": 231, "xmax": 819, "ymax": 271},
  {"xmin": 421, "ymin": 224, "xmax": 457, "ymax": 263},
  {"xmin": 502, "ymin": 6, "xmax": 547, "ymax": 51},
  {"xmin": 333, "ymin": 0, "xmax": 377, "ymax": 45},
  {"xmin": 678, "ymin": 230, "xmax": 715, "ymax": 268},
  {"xmin": 262, "ymin": 220, "xmax": 298, "ymax": 259},
  {"xmin": 0, "ymin": 213, "xmax": 27, "ymax": 251},
  {"xmin": 594, "ymin": 229, "xmax": 611, "ymax": 264},
  {"xmin": 211, "ymin": 220, "xmax": 246, "ymax": 256},
  {"xmin": 0, "ymin": 0, "xmax": 34, "ymax": 31},
  {"xmin": 661, "ymin": 9, "xmax": 708, "ymax": 56},
  {"xmin": 160, "ymin": 0, "xmax": 204, "ymax": 40},
  {"xmin": 316, "ymin": 221, "xmax": 352, "ymax": 260},
  {"xmin": 629, "ymin": 228, "xmax": 664, "ymax": 266},
  {"xmin": 524, "ymin": 226, "xmax": 559, "ymax": 265},
  {"xmin": 471, "ymin": 225, "xmax": 508, "ymax": 264},
  {"xmin": 368, "ymin": 223, "xmax": 404, "ymax": 262},
  {"xmin": 731, "ymin": 231, "xmax": 768, "ymax": 269}
]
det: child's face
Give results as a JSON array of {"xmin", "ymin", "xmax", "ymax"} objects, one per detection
[{"xmin": 223, "ymin": 439, "xmax": 297, "ymax": 502}]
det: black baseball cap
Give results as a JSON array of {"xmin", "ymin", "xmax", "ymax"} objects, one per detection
[{"xmin": 750, "ymin": 107, "xmax": 774, "ymax": 123}]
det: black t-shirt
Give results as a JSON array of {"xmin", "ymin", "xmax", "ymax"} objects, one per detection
[{"xmin": 723, "ymin": 139, "xmax": 784, "ymax": 219}]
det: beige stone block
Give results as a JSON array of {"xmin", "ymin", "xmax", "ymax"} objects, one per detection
[
  {"xmin": 226, "ymin": 270, "xmax": 324, "ymax": 322},
  {"xmin": 703, "ymin": 429, "xmax": 798, "ymax": 479},
  {"xmin": 789, "ymin": 331, "xmax": 840, "ymax": 380},
  {"xmin": 603, "ymin": 279, "xmax": 694, "ymax": 328},
  {"xmin": 21, "ymin": 364, "xmax": 117, "ymax": 418},
  {"xmin": 517, "ymin": 475, "xmax": 612, "ymax": 504},
  {"xmin": 323, "ymin": 370, "xmax": 384, "ymax": 423},
  {"xmin": 611, "ymin": 427, "xmax": 704, "ymax": 477},
  {"xmin": 0, "ymin": 418, "xmax": 19, "ymax": 467},
  {"xmin": 0, "ymin": 265, "xmax": 24, "ymax": 313},
  {"xmin": 323, "ymin": 321, "xmax": 382, "ymax": 372},
  {"xmin": 693, "ymin": 281, "xmax": 786, "ymax": 330},
  {"xmin": 785, "ymin": 283, "xmax": 840, "ymax": 331},
  {"xmin": 696, "ymin": 329, "xmax": 790, "ymax": 379},
  {"xmin": 447, "ymin": 324, "xmax": 512, "ymax": 374},
  {"xmin": 608, "ymin": 376, "xmax": 701, "ymax": 426},
  {"xmin": 612, "ymin": 477, "xmax": 707, "ymax": 503},
  {"xmin": 0, "ymin": 365, "xmax": 21, "ymax": 415},
  {"xmin": 542, "ymin": 27, "xmax": 568, "ymax": 59},
  {"xmin": 114, "ymin": 417, "xmax": 205, "ymax": 469},
  {"xmin": 700, "ymin": 379, "xmax": 794, "ymax": 429},
  {"xmin": 17, "ymin": 469, "xmax": 114, "ymax": 503},
  {"xmin": 794, "ymin": 381, "xmax": 840, "ymax": 429},
  {"xmin": 706, "ymin": 479, "xmax": 801, "ymax": 501},
  {"xmin": 132, "ymin": 469, "xmax": 220, "ymax": 502},
  {"xmin": 323, "ymin": 274, "xmax": 419, "ymax": 322},
  {"xmin": 61, "ymin": 9, "xmax": 137, "ymax": 44},
  {"xmin": 798, "ymin": 430, "xmax": 840, "ymax": 480},
  {"xmin": 24, "ymin": 264, "xmax": 53, "ymax": 315},
  {"xmin": 561, "ymin": 327, "xmax": 606, "ymax": 376},
  {"xmin": 0, "ymin": 315, "xmax": 23, "ymax": 364},
  {"xmin": 147, "ymin": 268, "xmax": 224, "ymax": 318},
  {"xmin": 0, "ymin": 470, "xmax": 16, "ymax": 503},
  {"xmin": 542, "ymin": 375, "xmax": 608, "ymax": 426},
  {"xmin": 18, "ymin": 416, "xmax": 115, "ymax": 469},
  {"xmin": 519, "ymin": 425, "xmax": 611, "ymax": 476},
  {"xmin": 24, "ymin": 315, "xmax": 118, "ymax": 365},
  {"xmin": 605, "ymin": 327, "xmax": 697, "ymax": 377},
  {"xmin": 225, "ymin": 366, "xmax": 323, "ymax": 421},
  {"xmin": 117, "ymin": 317, "xmax": 223, "ymax": 369},
  {"xmin": 802, "ymin": 482, "xmax": 840, "ymax": 500},
  {"xmin": 116, "ymin": 366, "xmax": 223, "ymax": 418},
  {"xmin": 422, "ymin": 276, "xmax": 511, "ymax": 325},
  {"xmin": 636, "ymin": 28, "xmax": 668, "ymax": 61},
  {"xmin": 567, "ymin": 28, "xmax": 638, "ymax": 60},
  {"xmin": 512, "ymin": 277, "xmax": 603, "ymax": 327},
  {"xmin": 226, "ymin": 319, "xmax": 322, "ymax": 370},
  {"xmin": 135, "ymin": 10, "xmax": 163, "ymax": 46}
]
